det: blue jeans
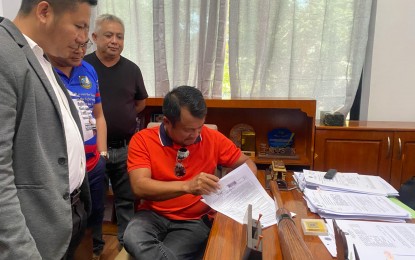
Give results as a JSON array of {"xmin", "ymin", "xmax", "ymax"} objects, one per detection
[
  {"xmin": 87, "ymin": 156, "xmax": 106, "ymax": 255},
  {"xmin": 124, "ymin": 210, "xmax": 211, "ymax": 260},
  {"xmin": 106, "ymin": 146, "xmax": 135, "ymax": 245}
]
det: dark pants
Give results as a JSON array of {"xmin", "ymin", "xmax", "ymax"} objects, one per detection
[
  {"xmin": 105, "ymin": 145, "xmax": 135, "ymax": 245},
  {"xmin": 124, "ymin": 210, "xmax": 211, "ymax": 260},
  {"xmin": 87, "ymin": 156, "xmax": 107, "ymax": 255},
  {"xmin": 63, "ymin": 199, "xmax": 88, "ymax": 260}
]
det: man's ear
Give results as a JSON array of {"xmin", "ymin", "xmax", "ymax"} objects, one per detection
[
  {"xmin": 163, "ymin": 116, "xmax": 170, "ymax": 126},
  {"xmin": 91, "ymin": 32, "xmax": 97, "ymax": 42},
  {"xmin": 35, "ymin": 1, "xmax": 53, "ymax": 24}
]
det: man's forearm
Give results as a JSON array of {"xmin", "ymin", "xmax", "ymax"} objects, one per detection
[
  {"xmin": 96, "ymin": 116, "xmax": 107, "ymax": 152},
  {"xmin": 131, "ymin": 178, "xmax": 189, "ymax": 201}
]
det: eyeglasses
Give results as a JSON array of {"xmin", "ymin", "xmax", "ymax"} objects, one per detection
[
  {"xmin": 175, "ymin": 147, "xmax": 189, "ymax": 177},
  {"xmin": 78, "ymin": 40, "xmax": 93, "ymax": 50}
]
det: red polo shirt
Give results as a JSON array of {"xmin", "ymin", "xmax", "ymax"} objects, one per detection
[{"xmin": 127, "ymin": 124, "xmax": 242, "ymax": 220}]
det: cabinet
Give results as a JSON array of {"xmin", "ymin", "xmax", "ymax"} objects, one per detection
[
  {"xmin": 141, "ymin": 97, "xmax": 316, "ymax": 168},
  {"xmin": 314, "ymin": 121, "xmax": 415, "ymax": 189}
]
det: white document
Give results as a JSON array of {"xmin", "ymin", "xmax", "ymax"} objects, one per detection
[
  {"xmin": 336, "ymin": 220, "xmax": 415, "ymax": 260},
  {"xmin": 318, "ymin": 219, "xmax": 337, "ymax": 257},
  {"xmin": 303, "ymin": 188, "xmax": 411, "ymax": 222},
  {"xmin": 302, "ymin": 170, "xmax": 399, "ymax": 196},
  {"xmin": 202, "ymin": 163, "xmax": 277, "ymax": 228}
]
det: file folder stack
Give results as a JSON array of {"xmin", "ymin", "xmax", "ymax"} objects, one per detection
[
  {"xmin": 303, "ymin": 188, "xmax": 411, "ymax": 222},
  {"xmin": 294, "ymin": 170, "xmax": 399, "ymax": 196},
  {"xmin": 294, "ymin": 170, "xmax": 410, "ymax": 222}
]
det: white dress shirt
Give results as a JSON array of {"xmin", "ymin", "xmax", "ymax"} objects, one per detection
[{"xmin": 24, "ymin": 35, "xmax": 86, "ymax": 193}]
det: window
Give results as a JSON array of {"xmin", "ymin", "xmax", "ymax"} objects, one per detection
[{"xmin": 91, "ymin": 0, "xmax": 372, "ymax": 117}]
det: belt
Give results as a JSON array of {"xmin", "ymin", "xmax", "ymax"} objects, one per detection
[
  {"xmin": 70, "ymin": 188, "xmax": 81, "ymax": 206},
  {"xmin": 108, "ymin": 138, "xmax": 130, "ymax": 149}
]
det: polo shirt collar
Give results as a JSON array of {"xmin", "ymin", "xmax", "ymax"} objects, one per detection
[{"xmin": 159, "ymin": 122, "xmax": 202, "ymax": 147}]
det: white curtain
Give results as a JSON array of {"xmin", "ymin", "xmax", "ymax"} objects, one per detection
[
  {"xmin": 91, "ymin": 0, "xmax": 372, "ymax": 116},
  {"xmin": 229, "ymin": 0, "xmax": 372, "ymax": 116},
  {"xmin": 90, "ymin": 0, "xmax": 227, "ymax": 97}
]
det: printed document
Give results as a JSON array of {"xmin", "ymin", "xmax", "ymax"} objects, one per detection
[
  {"xmin": 298, "ymin": 170, "xmax": 398, "ymax": 196},
  {"xmin": 336, "ymin": 220, "xmax": 415, "ymax": 260},
  {"xmin": 202, "ymin": 163, "xmax": 277, "ymax": 228},
  {"xmin": 304, "ymin": 188, "xmax": 411, "ymax": 222}
]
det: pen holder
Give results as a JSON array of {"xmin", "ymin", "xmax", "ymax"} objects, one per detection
[{"xmin": 242, "ymin": 204, "xmax": 263, "ymax": 260}]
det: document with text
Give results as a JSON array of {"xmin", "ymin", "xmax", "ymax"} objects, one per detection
[
  {"xmin": 336, "ymin": 220, "xmax": 415, "ymax": 260},
  {"xmin": 303, "ymin": 188, "xmax": 411, "ymax": 222},
  {"xmin": 297, "ymin": 170, "xmax": 398, "ymax": 196},
  {"xmin": 202, "ymin": 163, "xmax": 277, "ymax": 228}
]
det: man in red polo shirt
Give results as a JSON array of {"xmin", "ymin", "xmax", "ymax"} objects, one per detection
[{"xmin": 124, "ymin": 86, "xmax": 257, "ymax": 259}]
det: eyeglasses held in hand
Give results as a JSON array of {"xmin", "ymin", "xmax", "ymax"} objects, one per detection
[{"xmin": 175, "ymin": 147, "xmax": 189, "ymax": 177}]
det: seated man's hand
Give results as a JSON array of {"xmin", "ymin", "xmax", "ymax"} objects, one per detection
[{"xmin": 186, "ymin": 172, "xmax": 220, "ymax": 195}]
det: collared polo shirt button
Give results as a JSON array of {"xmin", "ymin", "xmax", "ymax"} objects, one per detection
[
  {"xmin": 63, "ymin": 192, "xmax": 70, "ymax": 200},
  {"xmin": 58, "ymin": 158, "xmax": 66, "ymax": 165}
]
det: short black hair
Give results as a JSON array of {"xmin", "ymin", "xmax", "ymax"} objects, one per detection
[
  {"xmin": 162, "ymin": 86, "xmax": 207, "ymax": 126},
  {"xmin": 19, "ymin": 0, "xmax": 97, "ymax": 16}
]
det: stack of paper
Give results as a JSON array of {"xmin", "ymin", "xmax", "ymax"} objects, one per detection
[
  {"xmin": 303, "ymin": 188, "xmax": 411, "ymax": 222},
  {"xmin": 293, "ymin": 170, "xmax": 413, "ymax": 257},
  {"xmin": 321, "ymin": 219, "xmax": 415, "ymax": 259},
  {"xmin": 294, "ymin": 170, "xmax": 399, "ymax": 196}
]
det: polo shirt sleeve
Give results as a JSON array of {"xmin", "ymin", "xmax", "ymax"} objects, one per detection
[
  {"xmin": 127, "ymin": 132, "xmax": 151, "ymax": 172},
  {"xmin": 93, "ymin": 70, "xmax": 101, "ymax": 105},
  {"xmin": 214, "ymin": 130, "xmax": 242, "ymax": 167}
]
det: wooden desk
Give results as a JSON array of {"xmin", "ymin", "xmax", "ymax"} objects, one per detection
[{"xmin": 203, "ymin": 170, "xmax": 332, "ymax": 260}]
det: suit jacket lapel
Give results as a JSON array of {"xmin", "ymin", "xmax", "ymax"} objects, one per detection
[{"xmin": 52, "ymin": 68, "xmax": 84, "ymax": 136}]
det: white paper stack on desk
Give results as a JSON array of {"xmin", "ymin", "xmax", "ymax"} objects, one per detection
[
  {"xmin": 293, "ymin": 170, "xmax": 412, "ymax": 222},
  {"xmin": 303, "ymin": 188, "xmax": 411, "ymax": 222},
  {"xmin": 329, "ymin": 219, "xmax": 415, "ymax": 260},
  {"xmin": 294, "ymin": 170, "xmax": 399, "ymax": 196},
  {"xmin": 293, "ymin": 170, "xmax": 414, "ymax": 258}
]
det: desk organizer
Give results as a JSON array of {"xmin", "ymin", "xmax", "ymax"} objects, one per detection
[{"xmin": 242, "ymin": 204, "xmax": 263, "ymax": 260}]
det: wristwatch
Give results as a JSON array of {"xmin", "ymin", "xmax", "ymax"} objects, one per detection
[{"xmin": 100, "ymin": 151, "xmax": 109, "ymax": 160}]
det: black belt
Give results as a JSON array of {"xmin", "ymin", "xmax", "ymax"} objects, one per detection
[
  {"xmin": 108, "ymin": 138, "xmax": 130, "ymax": 149},
  {"xmin": 70, "ymin": 188, "xmax": 81, "ymax": 206}
]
